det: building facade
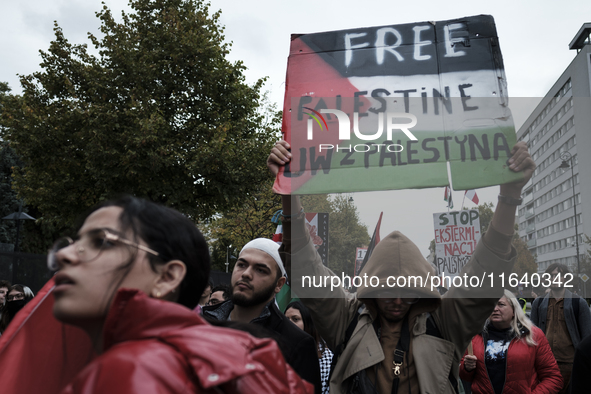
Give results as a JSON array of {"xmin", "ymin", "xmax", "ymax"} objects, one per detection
[{"xmin": 517, "ymin": 24, "xmax": 591, "ymax": 276}]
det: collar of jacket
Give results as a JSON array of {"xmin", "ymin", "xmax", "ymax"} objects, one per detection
[
  {"xmin": 202, "ymin": 298, "xmax": 235, "ymax": 320},
  {"xmin": 101, "ymin": 288, "xmax": 277, "ymax": 389},
  {"xmin": 544, "ymin": 288, "xmax": 573, "ymax": 300},
  {"xmin": 519, "ymin": 323, "xmax": 530, "ymax": 337},
  {"xmin": 103, "ymin": 288, "xmax": 205, "ymax": 350},
  {"xmin": 359, "ymin": 296, "xmax": 440, "ymax": 330},
  {"xmin": 201, "ymin": 298, "xmax": 274, "ymax": 325},
  {"xmin": 484, "ymin": 321, "xmax": 530, "ymax": 341},
  {"xmin": 336, "ymin": 308, "xmax": 439, "ymax": 382}
]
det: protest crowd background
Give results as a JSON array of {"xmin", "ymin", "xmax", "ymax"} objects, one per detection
[{"xmin": 1, "ymin": 1, "xmax": 591, "ymax": 393}]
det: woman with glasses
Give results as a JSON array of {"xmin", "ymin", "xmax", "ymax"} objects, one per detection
[
  {"xmin": 44, "ymin": 196, "xmax": 312, "ymax": 393},
  {"xmin": 460, "ymin": 290, "xmax": 562, "ymax": 394},
  {"xmin": 0, "ymin": 284, "xmax": 34, "ymax": 335}
]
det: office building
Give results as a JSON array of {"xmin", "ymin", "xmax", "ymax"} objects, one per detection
[{"xmin": 517, "ymin": 23, "xmax": 591, "ymax": 275}]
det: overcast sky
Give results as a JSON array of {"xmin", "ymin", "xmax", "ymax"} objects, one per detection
[{"xmin": 1, "ymin": 0, "xmax": 589, "ymax": 254}]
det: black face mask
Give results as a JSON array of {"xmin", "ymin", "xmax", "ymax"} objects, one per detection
[{"xmin": 6, "ymin": 299, "xmax": 26, "ymax": 315}]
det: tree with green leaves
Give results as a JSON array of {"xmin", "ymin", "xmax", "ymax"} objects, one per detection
[
  {"xmin": 205, "ymin": 179, "xmax": 281, "ymax": 271},
  {"xmin": 0, "ymin": 141, "xmax": 22, "ymax": 249},
  {"xmin": 302, "ymin": 194, "xmax": 370, "ymax": 276},
  {"xmin": 0, "ymin": 82, "xmax": 25, "ymax": 249},
  {"xmin": 0, "ymin": 0, "xmax": 277, "ymax": 232},
  {"xmin": 474, "ymin": 202, "xmax": 495, "ymax": 236},
  {"xmin": 327, "ymin": 195, "xmax": 370, "ymax": 276},
  {"xmin": 206, "ymin": 192, "xmax": 369, "ymax": 276},
  {"xmin": 512, "ymin": 236, "xmax": 538, "ymax": 279}
]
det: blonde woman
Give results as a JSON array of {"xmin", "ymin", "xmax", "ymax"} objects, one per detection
[{"xmin": 460, "ymin": 290, "xmax": 562, "ymax": 393}]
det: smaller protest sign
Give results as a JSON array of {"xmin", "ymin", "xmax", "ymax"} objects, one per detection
[{"xmin": 433, "ymin": 209, "xmax": 481, "ymax": 277}]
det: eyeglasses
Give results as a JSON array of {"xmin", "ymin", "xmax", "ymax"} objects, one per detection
[
  {"xmin": 7, "ymin": 293, "xmax": 25, "ymax": 302},
  {"xmin": 374, "ymin": 291, "xmax": 421, "ymax": 305},
  {"xmin": 47, "ymin": 228, "xmax": 160, "ymax": 271}
]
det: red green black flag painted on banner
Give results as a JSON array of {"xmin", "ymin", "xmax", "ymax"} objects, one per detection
[{"xmin": 274, "ymin": 15, "xmax": 522, "ymax": 195}]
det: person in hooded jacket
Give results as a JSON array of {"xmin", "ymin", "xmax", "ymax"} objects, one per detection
[
  {"xmin": 45, "ymin": 196, "xmax": 313, "ymax": 394},
  {"xmin": 460, "ymin": 290, "xmax": 562, "ymax": 394},
  {"xmin": 267, "ymin": 140, "xmax": 536, "ymax": 394}
]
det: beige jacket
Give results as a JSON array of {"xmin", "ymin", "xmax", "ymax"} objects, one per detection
[{"xmin": 282, "ymin": 216, "xmax": 516, "ymax": 394}]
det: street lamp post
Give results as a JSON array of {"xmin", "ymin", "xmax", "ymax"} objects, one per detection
[
  {"xmin": 346, "ymin": 195, "xmax": 353, "ymax": 277},
  {"xmin": 2, "ymin": 204, "xmax": 36, "ymax": 253},
  {"xmin": 2, "ymin": 203, "xmax": 36, "ymax": 284},
  {"xmin": 225, "ymin": 244, "xmax": 232, "ymax": 273},
  {"xmin": 558, "ymin": 152, "xmax": 581, "ymax": 294}
]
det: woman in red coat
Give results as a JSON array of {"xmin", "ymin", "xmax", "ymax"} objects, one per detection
[
  {"xmin": 460, "ymin": 289, "xmax": 562, "ymax": 394},
  {"xmin": 47, "ymin": 196, "xmax": 313, "ymax": 394}
]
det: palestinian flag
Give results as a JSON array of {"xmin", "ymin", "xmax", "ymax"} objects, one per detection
[
  {"xmin": 273, "ymin": 15, "xmax": 520, "ymax": 196},
  {"xmin": 272, "ymin": 221, "xmax": 283, "ymax": 244},
  {"xmin": 444, "ymin": 186, "xmax": 454, "ymax": 209},
  {"xmin": 276, "ymin": 285, "xmax": 298, "ymax": 313},
  {"xmin": 353, "ymin": 212, "xmax": 383, "ymax": 282}
]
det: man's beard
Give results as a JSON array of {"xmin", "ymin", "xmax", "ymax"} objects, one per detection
[
  {"xmin": 232, "ymin": 281, "xmax": 277, "ymax": 308},
  {"xmin": 382, "ymin": 313, "xmax": 407, "ymax": 323}
]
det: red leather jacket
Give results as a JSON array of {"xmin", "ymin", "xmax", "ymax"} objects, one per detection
[
  {"xmin": 60, "ymin": 289, "xmax": 314, "ymax": 394},
  {"xmin": 459, "ymin": 326, "xmax": 562, "ymax": 394}
]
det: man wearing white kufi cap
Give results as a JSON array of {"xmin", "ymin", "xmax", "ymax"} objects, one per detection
[{"xmin": 203, "ymin": 238, "xmax": 321, "ymax": 393}]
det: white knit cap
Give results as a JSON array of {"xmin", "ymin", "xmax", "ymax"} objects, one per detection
[{"xmin": 240, "ymin": 238, "xmax": 287, "ymax": 278}]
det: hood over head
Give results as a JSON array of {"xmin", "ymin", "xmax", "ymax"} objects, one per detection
[{"xmin": 357, "ymin": 231, "xmax": 441, "ymax": 313}]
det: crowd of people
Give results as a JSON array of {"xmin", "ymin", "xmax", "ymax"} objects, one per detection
[
  {"xmin": 0, "ymin": 140, "xmax": 589, "ymax": 393},
  {"xmin": 0, "ymin": 280, "xmax": 34, "ymax": 336}
]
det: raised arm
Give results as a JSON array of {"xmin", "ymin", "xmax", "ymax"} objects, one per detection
[
  {"xmin": 267, "ymin": 140, "xmax": 360, "ymax": 350},
  {"xmin": 436, "ymin": 141, "xmax": 536, "ymax": 351},
  {"xmin": 267, "ymin": 140, "xmax": 301, "ymax": 232},
  {"xmin": 493, "ymin": 141, "xmax": 536, "ymax": 237}
]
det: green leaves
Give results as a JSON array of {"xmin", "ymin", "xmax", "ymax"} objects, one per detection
[
  {"xmin": 512, "ymin": 237, "xmax": 537, "ymax": 280},
  {"xmin": 0, "ymin": 0, "xmax": 278, "ymax": 233},
  {"xmin": 302, "ymin": 194, "xmax": 370, "ymax": 276},
  {"xmin": 205, "ymin": 180, "xmax": 281, "ymax": 271}
]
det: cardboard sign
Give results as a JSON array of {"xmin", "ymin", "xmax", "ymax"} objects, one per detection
[
  {"xmin": 305, "ymin": 212, "xmax": 329, "ymax": 265},
  {"xmin": 274, "ymin": 15, "xmax": 521, "ymax": 195},
  {"xmin": 433, "ymin": 210, "xmax": 481, "ymax": 277}
]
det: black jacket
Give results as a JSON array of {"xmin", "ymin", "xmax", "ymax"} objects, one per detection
[{"xmin": 203, "ymin": 299, "xmax": 322, "ymax": 394}]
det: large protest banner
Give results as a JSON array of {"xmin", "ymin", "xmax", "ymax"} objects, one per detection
[
  {"xmin": 274, "ymin": 15, "xmax": 522, "ymax": 195},
  {"xmin": 433, "ymin": 210, "xmax": 481, "ymax": 277}
]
